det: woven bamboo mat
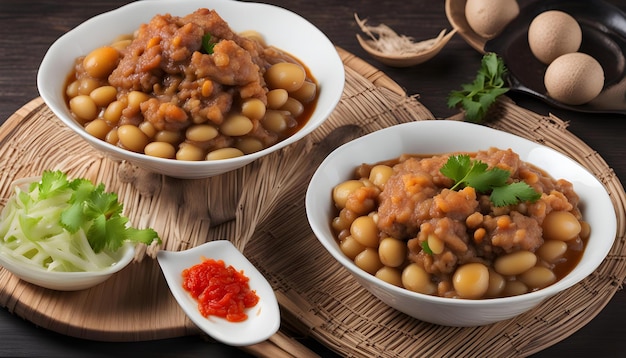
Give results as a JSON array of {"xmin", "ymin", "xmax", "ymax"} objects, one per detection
[{"xmin": 0, "ymin": 47, "xmax": 625, "ymax": 357}]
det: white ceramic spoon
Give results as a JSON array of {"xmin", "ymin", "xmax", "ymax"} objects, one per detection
[{"xmin": 157, "ymin": 240, "xmax": 280, "ymax": 346}]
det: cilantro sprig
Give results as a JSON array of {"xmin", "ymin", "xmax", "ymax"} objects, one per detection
[
  {"xmin": 440, "ymin": 154, "xmax": 541, "ymax": 207},
  {"xmin": 447, "ymin": 52, "xmax": 509, "ymax": 123},
  {"xmin": 40, "ymin": 170, "xmax": 160, "ymax": 253},
  {"xmin": 202, "ymin": 33, "xmax": 216, "ymax": 54}
]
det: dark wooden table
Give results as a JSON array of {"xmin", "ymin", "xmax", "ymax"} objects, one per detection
[{"xmin": 1, "ymin": 1, "xmax": 626, "ymax": 356}]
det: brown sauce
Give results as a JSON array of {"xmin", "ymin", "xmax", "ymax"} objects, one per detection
[
  {"xmin": 64, "ymin": 8, "xmax": 319, "ymax": 160},
  {"xmin": 332, "ymin": 147, "xmax": 588, "ymax": 299}
]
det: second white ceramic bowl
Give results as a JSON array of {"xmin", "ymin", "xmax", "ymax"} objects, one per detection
[{"xmin": 306, "ymin": 120, "xmax": 616, "ymax": 326}]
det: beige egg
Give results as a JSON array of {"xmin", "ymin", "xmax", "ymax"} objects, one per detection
[
  {"xmin": 528, "ymin": 10, "xmax": 582, "ymax": 65},
  {"xmin": 544, "ymin": 52, "xmax": 604, "ymax": 105},
  {"xmin": 465, "ymin": 0, "xmax": 520, "ymax": 39}
]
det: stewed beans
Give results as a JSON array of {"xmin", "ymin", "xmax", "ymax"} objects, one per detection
[
  {"xmin": 65, "ymin": 8, "xmax": 318, "ymax": 161},
  {"xmin": 331, "ymin": 147, "xmax": 589, "ymax": 299}
]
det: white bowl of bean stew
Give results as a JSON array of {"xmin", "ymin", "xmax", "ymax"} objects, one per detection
[
  {"xmin": 306, "ymin": 120, "xmax": 617, "ymax": 326},
  {"xmin": 37, "ymin": 0, "xmax": 344, "ymax": 179}
]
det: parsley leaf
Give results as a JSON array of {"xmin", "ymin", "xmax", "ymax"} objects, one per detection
[
  {"xmin": 466, "ymin": 166, "xmax": 510, "ymax": 193},
  {"xmin": 36, "ymin": 170, "xmax": 70, "ymax": 199},
  {"xmin": 125, "ymin": 227, "xmax": 161, "ymax": 246},
  {"xmin": 59, "ymin": 201, "xmax": 88, "ymax": 233},
  {"xmin": 421, "ymin": 241, "xmax": 434, "ymax": 255},
  {"xmin": 447, "ymin": 52, "xmax": 509, "ymax": 123},
  {"xmin": 439, "ymin": 154, "xmax": 472, "ymax": 185},
  {"xmin": 491, "ymin": 182, "xmax": 542, "ymax": 207},
  {"xmin": 441, "ymin": 155, "xmax": 507, "ymax": 192},
  {"xmin": 38, "ymin": 170, "xmax": 161, "ymax": 253},
  {"xmin": 0, "ymin": 171, "xmax": 161, "ymax": 273},
  {"xmin": 440, "ymin": 154, "xmax": 541, "ymax": 207},
  {"xmin": 88, "ymin": 215, "xmax": 129, "ymax": 253},
  {"xmin": 202, "ymin": 33, "xmax": 216, "ymax": 54}
]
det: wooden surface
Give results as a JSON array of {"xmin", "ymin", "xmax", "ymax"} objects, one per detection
[{"xmin": 1, "ymin": 1, "xmax": 626, "ymax": 357}]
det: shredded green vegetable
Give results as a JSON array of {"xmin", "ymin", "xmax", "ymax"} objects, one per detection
[{"xmin": 0, "ymin": 171, "xmax": 160, "ymax": 272}]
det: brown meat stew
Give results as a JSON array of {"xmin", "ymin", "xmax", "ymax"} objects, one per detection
[
  {"xmin": 65, "ymin": 8, "xmax": 318, "ymax": 161},
  {"xmin": 331, "ymin": 147, "xmax": 589, "ymax": 299}
]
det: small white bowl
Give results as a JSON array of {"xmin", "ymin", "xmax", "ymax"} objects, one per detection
[
  {"xmin": 0, "ymin": 176, "xmax": 136, "ymax": 291},
  {"xmin": 157, "ymin": 240, "xmax": 280, "ymax": 346},
  {"xmin": 37, "ymin": 0, "xmax": 344, "ymax": 179},
  {"xmin": 306, "ymin": 120, "xmax": 617, "ymax": 327},
  {"xmin": 0, "ymin": 242, "xmax": 135, "ymax": 291}
]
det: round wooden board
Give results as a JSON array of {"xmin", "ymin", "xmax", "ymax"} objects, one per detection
[{"xmin": 0, "ymin": 47, "xmax": 625, "ymax": 357}]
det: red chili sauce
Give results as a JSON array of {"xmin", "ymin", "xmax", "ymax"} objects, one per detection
[{"xmin": 182, "ymin": 258, "xmax": 259, "ymax": 322}]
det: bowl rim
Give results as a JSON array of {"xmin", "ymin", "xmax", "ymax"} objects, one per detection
[
  {"xmin": 36, "ymin": 0, "xmax": 344, "ymax": 172},
  {"xmin": 0, "ymin": 175, "xmax": 136, "ymax": 286},
  {"xmin": 0, "ymin": 241, "xmax": 136, "ymax": 279},
  {"xmin": 306, "ymin": 119, "xmax": 617, "ymax": 307}
]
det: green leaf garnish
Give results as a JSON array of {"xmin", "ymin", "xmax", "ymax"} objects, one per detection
[
  {"xmin": 0, "ymin": 171, "xmax": 161, "ymax": 273},
  {"xmin": 440, "ymin": 154, "xmax": 541, "ymax": 207},
  {"xmin": 490, "ymin": 182, "xmax": 543, "ymax": 208},
  {"xmin": 42, "ymin": 170, "xmax": 161, "ymax": 253},
  {"xmin": 202, "ymin": 33, "xmax": 216, "ymax": 54},
  {"xmin": 447, "ymin": 52, "xmax": 509, "ymax": 123},
  {"xmin": 36, "ymin": 170, "xmax": 70, "ymax": 199},
  {"xmin": 421, "ymin": 241, "xmax": 433, "ymax": 255}
]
